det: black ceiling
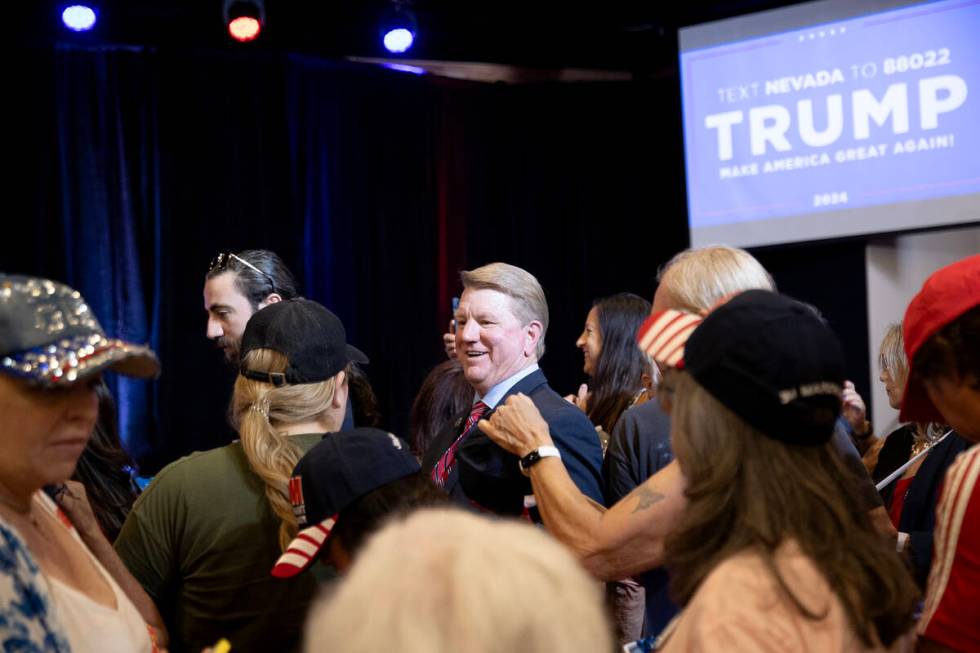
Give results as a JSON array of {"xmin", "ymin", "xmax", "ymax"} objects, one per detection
[{"xmin": 20, "ymin": 0, "xmax": 811, "ymax": 75}]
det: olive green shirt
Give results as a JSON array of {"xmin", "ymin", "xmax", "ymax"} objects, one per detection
[{"xmin": 115, "ymin": 434, "xmax": 323, "ymax": 653}]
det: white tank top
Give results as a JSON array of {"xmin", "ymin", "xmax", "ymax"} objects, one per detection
[{"xmin": 35, "ymin": 492, "xmax": 154, "ymax": 653}]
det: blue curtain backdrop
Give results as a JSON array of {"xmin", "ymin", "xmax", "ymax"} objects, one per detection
[
  {"xmin": 53, "ymin": 46, "xmax": 162, "ymax": 462},
  {"xmin": 6, "ymin": 40, "xmax": 871, "ymax": 470}
]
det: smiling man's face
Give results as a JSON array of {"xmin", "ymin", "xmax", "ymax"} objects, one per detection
[{"xmin": 454, "ymin": 288, "xmax": 537, "ymax": 396}]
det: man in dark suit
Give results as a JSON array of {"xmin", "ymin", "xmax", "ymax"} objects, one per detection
[{"xmin": 422, "ymin": 262, "xmax": 604, "ymax": 517}]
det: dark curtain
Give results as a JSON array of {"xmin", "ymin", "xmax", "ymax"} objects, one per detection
[
  {"xmin": 6, "ymin": 46, "xmax": 162, "ymax": 462},
  {"xmin": 7, "ymin": 43, "xmax": 689, "ymax": 472},
  {"xmin": 55, "ymin": 47, "xmax": 162, "ymax": 463},
  {"xmin": 284, "ymin": 56, "xmax": 447, "ymax": 440}
]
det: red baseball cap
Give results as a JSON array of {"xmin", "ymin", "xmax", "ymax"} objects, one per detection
[{"xmin": 900, "ymin": 254, "xmax": 980, "ymax": 423}]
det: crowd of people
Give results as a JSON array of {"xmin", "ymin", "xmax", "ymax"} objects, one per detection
[{"xmin": 1, "ymin": 246, "xmax": 978, "ymax": 653}]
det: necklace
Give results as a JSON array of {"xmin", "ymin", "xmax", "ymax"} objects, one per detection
[
  {"xmin": 910, "ymin": 424, "xmax": 934, "ymax": 458},
  {"xmin": 910, "ymin": 438, "xmax": 930, "ymax": 458}
]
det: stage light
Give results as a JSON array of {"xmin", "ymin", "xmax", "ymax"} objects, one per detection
[
  {"xmin": 383, "ymin": 28, "xmax": 414, "ymax": 53},
  {"xmin": 62, "ymin": 4, "xmax": 97, "ymax": 32},
  {"xmin": 223, "ymin": 0, "xmax": 265, "ymax": 42},
  {"xmin": 380, "ymin": 3, "xmax": 417, "ymax": 54},
  {"xmin": 229, "ymin": 15, "xmax": 260, "ymax": 41}
]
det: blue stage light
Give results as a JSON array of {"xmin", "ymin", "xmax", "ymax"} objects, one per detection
[
  {"xmin": 380, "ymin": 3, "xmax": 417, "ymax": 54},
  {"xmin": 62, "ymin": 5, "xmax": 97, "ymax": 32},
  {"xmin": 383, "ymin": 28, "xmax": 415, "ymax": 54}
]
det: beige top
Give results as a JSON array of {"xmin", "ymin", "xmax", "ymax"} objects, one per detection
[
  {"xmin": 35, "ymin": 492, "xmax": 154, "ymax": 653},
  {"xmin": 657, "ymin": 541, "xmax": 913, "ymax": 653}
]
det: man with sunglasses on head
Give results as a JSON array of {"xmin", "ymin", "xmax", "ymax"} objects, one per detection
[
  {"xmin": 204, "ymin": 250, "xmax": 368, "ymax": 429},
  {"xmin": 205, "ymin": 250, "xmax": 299, "ymax": 364}
]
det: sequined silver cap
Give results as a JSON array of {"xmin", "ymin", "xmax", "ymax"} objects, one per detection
[{"xmin": 0, "ymin": 275, "xmax": 160, "ymax": 386}]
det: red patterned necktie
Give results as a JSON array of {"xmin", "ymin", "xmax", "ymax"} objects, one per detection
[{"xmin": 431, "ymin": 401, "xmax": 489, "ymax": 487}]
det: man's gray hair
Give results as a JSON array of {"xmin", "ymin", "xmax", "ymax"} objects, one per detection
[
  {"xmin": 461, "ymin": 262, "xmax": 549, "ymax": 359},
  {"xmin": 657, "ymin": 245, "xmax": 775, "ymax": 312}
]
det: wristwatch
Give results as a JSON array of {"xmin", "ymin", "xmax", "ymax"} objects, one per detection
[{"xmin": 518, "ymin": 446, "xmax": 561, "ymax": 476}]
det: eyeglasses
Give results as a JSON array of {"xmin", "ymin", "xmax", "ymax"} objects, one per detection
[{"xmin": 209, "ymin": 252, "xmax": 278, "ymax": 296}]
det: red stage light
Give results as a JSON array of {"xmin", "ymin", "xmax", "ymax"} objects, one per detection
[{"xmin": 228, "ymin": 15, "xmax": 260, "ymax": 42}]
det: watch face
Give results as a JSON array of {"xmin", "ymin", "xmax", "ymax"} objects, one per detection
[{"xmin": 520, "ymin": 450, "xmax": 540, "ymax": 470}]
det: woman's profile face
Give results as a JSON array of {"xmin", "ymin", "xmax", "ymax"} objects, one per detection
[
  {"xmin": 0, "ymin": 374, "xmax": 98, "ymax": 491},
  {"xmin": 879, "ymin": 361, "xmax": 908, "ymax": 411},
  {"xmin": 576, "ymin": 307, "xmax": 602, "ymax": 377}
]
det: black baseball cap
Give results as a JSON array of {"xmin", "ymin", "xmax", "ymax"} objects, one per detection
[
  {"xmin": 0, "ymin": 275, "xmax": 159, "ymax": 386},
  {"xmin": 240, "ymin": 298, "xmax": 368, "ymax": 385},
  {"xmin": 685, "ymin": 289, "xmax": 845, "ymax": 446},
  {"xmin": 271, "ymin": 427, "xmax": 420, "ymax": 578}
]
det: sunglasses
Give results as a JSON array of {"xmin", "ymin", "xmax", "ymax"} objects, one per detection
[{"xmin": 209, "ymin": 252, "xmax": 278, "ymax": 296}]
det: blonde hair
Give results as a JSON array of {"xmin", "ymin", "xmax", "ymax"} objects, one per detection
[
  {"xmin": 304, "ymin": 509, "xmax": 613, "ymax": 653},
  {"xmin": 878, "ymin": 323, "xmax": 906, "ymax": 380},
  {"xmin": 232, "ymin": 349, "xmax": 340, "ymax": 551},
  {"xmin": 658, "ymin": 245, "xmax": 775, "ymax": 312},
  {"xmin": 877, "ymin": 322, "xmax": 946, "ymax": 438},
  {"xmin": 461, "ymin": 262, "xmax": 549, "ymax": 358}
]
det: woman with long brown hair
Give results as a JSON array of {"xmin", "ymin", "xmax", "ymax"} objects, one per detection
[
  {"xmin": 567, "ymin": 292, "xmax": 653, "ymax": 643},
  {"xmin": 115, "ymin": 298, "xmax": 364, "ymax": 653},
  {"xmin": 656, "ymin": 291, "xmax": 919, "ymax": 650},
  {"xmin": 568, "ymin": 292, "xmax": 652, "ymax": 450}
]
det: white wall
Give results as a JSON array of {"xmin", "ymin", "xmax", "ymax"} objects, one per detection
[{"xmin": 865, "ymin": 226, "xmax": 980, "ymax": 435}]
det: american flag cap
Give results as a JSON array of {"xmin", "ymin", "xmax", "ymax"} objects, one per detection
[
  {"xmin": 0, "ymin": 275, "xmax": 159, "ymax": 386},
  {"xmin": 269, "ymin": 427, "xmax": 420, "ymax": 579},
  {"xmin": 636, "ymin": 309, "xmax": 703, "ymax": 370},
  {"xmin": 271, "ymin": 516, "xmax": 337, "ymax": 578}
]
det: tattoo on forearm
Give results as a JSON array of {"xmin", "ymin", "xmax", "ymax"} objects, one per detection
[{"xmin": 632, "ymin": 486, "xmax": 666, "ymax": 513}]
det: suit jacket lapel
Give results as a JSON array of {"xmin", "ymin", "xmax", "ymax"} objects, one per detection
[
  {"xmin": 421, "ymin": 409, "xmax": 470, "ymax": 473},
  {"xmin": 422, "ymin": 370, "xmax": 548, "ymax": 490},
  {"xmin": 422, "ymin": 368, "xmax": 550, "ymax": 487}
]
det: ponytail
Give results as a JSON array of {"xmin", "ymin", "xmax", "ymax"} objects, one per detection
[{"xmin": 232, "ymin": 349, "xmax": 340, "ymax": 551}]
